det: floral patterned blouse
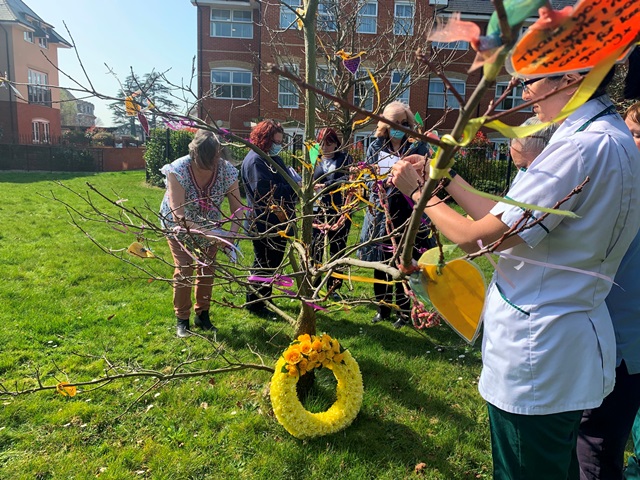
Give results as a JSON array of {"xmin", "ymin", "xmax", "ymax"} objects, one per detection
[{"xmin": 159, "ymin": 155, "xmax": 238, "ymax": 229}]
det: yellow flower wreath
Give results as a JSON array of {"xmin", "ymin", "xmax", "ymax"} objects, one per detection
[{"xmin": 270, "ymin": 334, "xmax": 364, "ymax": 439}]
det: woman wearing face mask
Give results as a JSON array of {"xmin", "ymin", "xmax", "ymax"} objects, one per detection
[
  {"xmin": 311, "ymin": 127, "xmax": 354, "ymax": 298},
  {"xmin": 241, "ymin": 119, "xmax": 298, "ymax": 314},
  {"xmin": 358, "ymin": 101, "xmax": 435, "ymax": 328}
]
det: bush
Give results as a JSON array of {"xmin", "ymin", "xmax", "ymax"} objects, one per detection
[
  {"xmin": 226, "ymin": 144, "xmax": 249, "ymax": 164},
  {"xmin": 144, "ymin": 128, "xmax": 194, "ymax": 187},
  {"xmin": 62, "ymin": 129, "xmax": 91, "ymax": 146},
  {"xmin": 90, "ymin": 131, "xmax": 115, "ymax": 147},
  {"xmin": 51, "ymin": 147, "xmax": 97, "ymax": 171}
]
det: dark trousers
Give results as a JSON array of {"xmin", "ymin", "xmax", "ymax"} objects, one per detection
[
  {"xmin": 373, "ymin": 246, "xmax": 413, "ymax": 318},
  {"xmin": 488, "ymin": 402, "xmax": 583, "ymax": 480},
  {"xmin": 312, "ymin": 219, "xmax": 351, "ymax": 291},
  {"xmin": 246, "ymin": 233, "xmax": 288, "ymax": 310},
  {"xmin": 577, "ymin": 361, "xmax": 640, "ymax": 480}
]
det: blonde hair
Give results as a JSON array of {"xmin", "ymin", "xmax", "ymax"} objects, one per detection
[
  {"xmin": 374, "ymin": 101, "xmax": 416, "ymax": 138},
  {"xmin": 188, "ymin": 129, "xmax": 221, "ymax": 170}
]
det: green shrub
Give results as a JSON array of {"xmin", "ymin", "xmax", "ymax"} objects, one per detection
[
  {"xmin": 226, "ymin": 144, "xmax": 249, "ymax": 164},
  {"xmin": 90, "ymin": 131, "xmax": 115, "ymax": 147},
  {"xmin": 62, "ymin": 129, "xmax": 91, "ymax": 146},
  {"xmin": 51, "ymin": 147, "xmax": 97, "ymax": 171},
  {"xmin": 144, "ymin": 128, "xmax": 194, "ymax": 187}
]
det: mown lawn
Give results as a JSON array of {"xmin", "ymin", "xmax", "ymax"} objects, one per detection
[{"xmin": 0, "ymin": 170, "xmax": 492, "ymax": 479}]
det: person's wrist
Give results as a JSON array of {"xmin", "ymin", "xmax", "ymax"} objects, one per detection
[{"xmin": 441, "ymin": 168, "xmax": 458, "ymax": 189}]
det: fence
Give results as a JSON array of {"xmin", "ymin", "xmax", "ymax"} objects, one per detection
[
  {"xmin": 0, "ymin": 144, "xmax": 145, "ymax": 173},
  {"xmin": 453, "ymin": 145, "xmax": 516, "ymax": 195}
]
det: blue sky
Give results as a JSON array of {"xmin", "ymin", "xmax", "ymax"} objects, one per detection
[{"xmin": 26, "ymin": 0, "xmax": 197, "ymax": 126}]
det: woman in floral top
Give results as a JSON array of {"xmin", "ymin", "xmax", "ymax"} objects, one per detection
[{"xmin": 160, "ymin": 129, "xmax": 243, "ymax": 337}]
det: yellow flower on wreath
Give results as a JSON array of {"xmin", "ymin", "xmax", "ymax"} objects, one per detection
[
  {"xmin": 283, "ymin": 347, "xmax": 302, "ymax": 365},
  {"xmin": 270, "ymin": 333, "xmax": 364, "ymax": 439}
]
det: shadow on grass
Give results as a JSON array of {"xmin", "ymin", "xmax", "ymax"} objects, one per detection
[{"xmin": 0, "ymin": 171, "xmax": 104, "ymax": 183}]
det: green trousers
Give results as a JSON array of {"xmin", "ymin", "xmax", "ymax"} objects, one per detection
[
  {"xmin": 488, "ymin": 403, "xmax": 583, "ymax": 480},
  {"xmin": 626, "ymin": 411, "xmax": 640, "ymax": 480}
]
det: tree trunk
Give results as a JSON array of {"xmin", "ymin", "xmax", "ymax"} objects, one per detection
[{"xmin": 295, "ymin": 0, "xmax": 320, "ymax": 399}]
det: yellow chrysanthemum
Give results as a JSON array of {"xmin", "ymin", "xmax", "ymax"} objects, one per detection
[
  {"xmin": 270, "ymin": 345, "xmax": 364, "ymax": 439},
  {"xmin": 283, "ymin": 347, "xmax": 302, "ymax": 365},
  {"xmin": 299, "ymin": 341, "xmax": 313, "ymax": 355},
  {"xmin": 298, "ymin": 358, "xmax": 309, "ymax": 374},
  {"xmin": 297, "ymin": 334, "xmax": 312, "ymax": 343},
  {"xmin": 311, "ymin": 339, "xmax": 323, "ymax": 351}
]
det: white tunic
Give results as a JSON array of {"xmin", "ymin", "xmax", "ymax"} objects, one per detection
[{"xmin": 480, "ymin": 97, "xmax": 640, "ymax": 415}]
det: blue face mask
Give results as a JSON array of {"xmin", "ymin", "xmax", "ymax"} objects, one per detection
[
  {"xmin": 269, "ymin": 144, "xmax": 283, "ymax": 156},
  {"xmin": 389, "ymin": 128, "xmax": 405, "ymax": 140}
]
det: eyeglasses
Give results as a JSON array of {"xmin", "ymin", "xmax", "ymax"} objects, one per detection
[{"xmin": 520, "ymin": 75, "xmax": 565, "ymax": 94}]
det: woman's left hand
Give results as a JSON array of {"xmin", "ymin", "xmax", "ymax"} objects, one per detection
[{"xmin": 390, "ymin": 154, "xmax": 426, "ymax": 197}]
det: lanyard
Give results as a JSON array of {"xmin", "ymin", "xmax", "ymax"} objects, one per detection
[{"xmin": 576, "ymin": 105, "xmax": 617, "ymax": 133}]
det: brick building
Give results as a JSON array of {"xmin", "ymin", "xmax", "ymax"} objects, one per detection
[
  {"xmin": 0, "ymin": 0, "xmax": 71, "ymax": 144},
  {"xmin": 191, "ymin": 0, "xmax": 573, "ymax": 149}
]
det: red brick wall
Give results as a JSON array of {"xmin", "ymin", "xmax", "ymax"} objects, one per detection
[
  {"xmin": 197, "ymin": 4, "xmax": 260, "ymax": 137},
  {"xmin": 101, "ymin": 147, "xmax": 145, "ymax": 171},
  {"xmin": 16, "ymin": 102, "xmax": 62, "ymax": 140}
]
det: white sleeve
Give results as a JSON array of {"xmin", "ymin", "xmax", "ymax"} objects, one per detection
[{"xmin": 490, "ymin": 139, "xmax": 584, "ymax": 248}]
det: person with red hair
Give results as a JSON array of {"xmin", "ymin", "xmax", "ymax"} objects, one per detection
[
  {"xmin": 311, "ymin": 127, "xmax": 353, "ymax": 298},
  {"xmin": 241, "ymin": 119, "xmax": 298, "ymax": 314}
]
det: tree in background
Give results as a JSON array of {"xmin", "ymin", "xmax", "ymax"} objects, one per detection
[
  {"xmin": 108, "ymin": 72, "xmax": 179, "ymax": 138},
  {"xmin": 264, "ymin": 0, "xmax": 438, "ymax": 142}
]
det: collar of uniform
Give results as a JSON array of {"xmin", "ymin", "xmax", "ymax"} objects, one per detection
[{"xmin": 550, "ymin": 95, "xmax": 613, "ymax": 144}]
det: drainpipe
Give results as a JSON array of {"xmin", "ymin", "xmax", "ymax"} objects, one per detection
[
  {"xmin": 194, "ymin": 0, "xmax": 203, "ymax": 119},
  {"xmin": 0, "ymin": 23, "xmax": 17, "ymax": 143}
]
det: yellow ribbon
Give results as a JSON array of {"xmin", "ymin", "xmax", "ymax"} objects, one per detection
[
  {"xmin": 353, "ymin": 68, "xmax": 381, "ymax": 128},
  {"xmin": 330, "ymin": 272, "xmax": 396, "ymax": 285}
]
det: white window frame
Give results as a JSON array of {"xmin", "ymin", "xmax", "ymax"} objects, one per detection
[
  {"xmin": 432, "ymin": 40, "xmax": 469, "ymax": 50},
  {"xmin": 38, "ymin": 37, "xmax": 48, "ymax": 49},
  {"xmin": 354, "ymin": 70, "xmax": 374, "ymax": 111},
  {"xmin": 210, "ymin": 8, "xmax": 253, "ymax": 39},
  {"xmin": 390, "ymin": 70, "xmax": 410, "ymax": 104},
  {"xmin": 357, "ymin": 1, "xmax": 377, "ymax": 34},
  {"xmin": 317, "ymin": 65, "xmax": 336, "ymax": 109},
  {"xmin": 32, "ymin": 119, "xmax": 50, "ymax": 144},
  {"xmin": 278, "ymin": 64, "xmax": 299, "ymax": 109},
  {"xmin": 210, "ymin": 68, "xmax": 253, "ymax": 100},
  {"xmin": 494, "ymin": 82, "xmax": 532, "ymax": 112},
  {"xmin": 318, "ymin": 0, "xmax": 337, "ymax": 32},
  {"xmin": 24, "ymin": 31, "xmax": 34, "ymax": 43},
  {"xmin": 27, "ymin": 69, "xmax": 51, "ymax": 105},
  {"xmin": 428, "ymin": 78, "xmax": 465, "ymax": 109},
  {"xmin": 280, "ymin": 0, "xmax": 301, "ymax": 29},
  {"xmin": 354, "ymin": 131, "xmax": 374, "ymax": 151},
  {"xmin": 284, "ymin": 128, "xmax": 304, "ymax": 153},
  {"xmin": 393, "ymin": 2, "xmax": 414, "ymax": 36}
]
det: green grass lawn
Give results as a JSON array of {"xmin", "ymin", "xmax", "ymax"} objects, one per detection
[{"xmin": 0, "ymin": 170, "xmax": 492, "ymax": 479}]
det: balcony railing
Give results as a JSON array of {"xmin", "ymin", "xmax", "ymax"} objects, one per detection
[{"xmin": 27, "ymin": 85, "xmax": 52, "ymax": 107}]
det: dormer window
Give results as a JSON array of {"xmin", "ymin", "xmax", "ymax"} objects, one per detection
[
  {"xmin": 38, "ymin": 37, "xmax": 48, "ymax": 49},
  {"xmin": 24, "ymin": 31, "xmax": 34, "ymax": 43}
]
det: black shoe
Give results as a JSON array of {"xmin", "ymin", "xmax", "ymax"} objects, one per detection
[
  {"xmin": 393, "ymin": 314, "xmax": 411, "ymax": 329},
  {"xmin": 176, "ymin": 318, "xmax": 191, "ymax": 338},
  {"xmin": 194, "ymin": 310, "xmax": 217, "ymax": 332},
  {"xmin": 371, "ymin": 313, "xmax": 389, "ymax": 324}
]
